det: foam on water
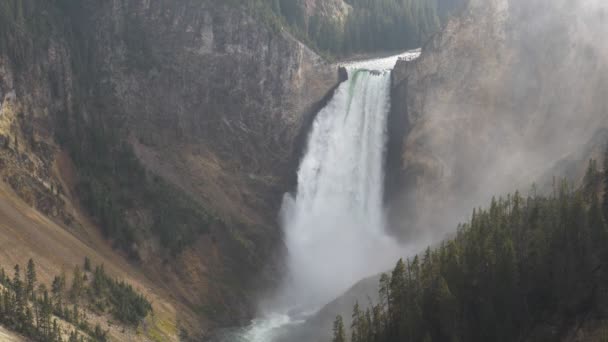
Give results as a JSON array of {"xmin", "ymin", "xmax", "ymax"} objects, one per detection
[{"xmin": 340, "ymin": 49, "xmax": 421, "ymax": 71}]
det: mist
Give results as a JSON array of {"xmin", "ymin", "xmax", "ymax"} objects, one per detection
[
  {"xmin": 268, "ymin": 54, "xmax": 421, "ymax": 315},
  {"xmin": 389, "ymin": 0, "xmax": 608, "ymax": 249}
]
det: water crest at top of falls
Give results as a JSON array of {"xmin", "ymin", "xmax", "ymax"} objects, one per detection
[{"xmin": 340, "ymin": 49, "xmax": 421, "ymax": 71}]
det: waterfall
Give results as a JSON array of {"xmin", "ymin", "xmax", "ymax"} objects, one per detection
[
  {"xmin": 218, "ymin": 50, "xmax": 421, "ymax": 342},
  {"xmin": 278, "ymin": 51, "xmax": 420, "ymax": 312},
  {"xmin": 280, "ymin": 67, "xmax": 396, "ymax": 310}
]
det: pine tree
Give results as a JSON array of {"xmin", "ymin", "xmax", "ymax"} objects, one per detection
[
  {"xmin": 332, "ymin": 315, "xmax": 346, "ymax": 342},
  {"xmin": 70, "ymin": 266, "xmax": 83, "ymax": 301},
  {"xmin": 389, "ymin": 259, "xmax": 407, "ymax": 337},
  {"xmin": 436, "ymin": 276, "xmax": 458, "ymax": 339},
  {"xmin": 364, "ymin": 308, "xmax": 373, "ymax": 342},
  {"xmin": 4, "ymin": 288, "xmax": 15, "ymax": 325},
  {"xmin": 379, "ymin": 273, "xmax": 390, "ymax": 312},
  {"xmin": 0, "ymin": 289, "xmax": 5, "ymax": 321},
  {"xmin": 371, "ymin": 304, "xmax": 384, "ymax": 341},
  {"xmin": 34, "ymin": 286, "xmax": 40, "ymax": 332},
  {"xmin": 83, "ymin": 257, "xmax": 91, "ymax": 272},
  {"xmin": 26, "ymin": 259, "xmax": 36, "ymax": 301},
  {"xmin": 0, "ymin": 267, "xmax": 6, "ymax": 286},
  {"xmin": 12, "ymin": 264, "xmax": 25, "ymax": 326},
  {"xmin": 40, "ymin": 289, "xmax": 52, "ymax": 339},
  {"xmin": 351, "ymin": 302, "xmax": 362, "ymax": 342},
  {"xmin": 52, "ymin": 275, "xmax": 65, "ymax": 308}
]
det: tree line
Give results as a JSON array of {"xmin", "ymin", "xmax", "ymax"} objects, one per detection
[
  {"xmin": 235, "ymin": 0, "xmax": 462, "ymax": 57},
  {"xmin": 0, "ymin": 257, "xmax": 151, "ymax": 342},
  {"xmin": 333, "ymin": 144, "xmax": 608, "ymax": 342},
  {"xmin": 339, "ymin": 0, "xmax": 440, "ymax": 54},
  {"xmin": 273, "ymin": 0, "xmax": 442, "ymax": 55}
]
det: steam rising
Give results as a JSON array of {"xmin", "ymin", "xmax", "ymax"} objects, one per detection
[{"xmin": 391, "ymin": 0, "xmax": 608, "ymax": 246}]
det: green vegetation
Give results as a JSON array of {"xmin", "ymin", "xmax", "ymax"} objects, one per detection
[
  {"xmin": 279, "ymin": 0, "xmax": 447, "ymax": 56},
  {"xmin": 55, "ymin": 78, "xmax": 214, "ymax": 259},
  {"xmin": 333, "ymin": 314, "xmax": 347, "ymax": 342},
  {"xmin": 335, "ymin": 145, "xmax": 608, "ymax": 342},
  {"xmin": 332, "ymin": 0, "xmax": 440, "ymax": 54},
  {"xmin": 231, "ymin": 0, "xmax": 455, "ymax": 57},
  {"xmin": 0, "ymin": 258, "xmax": 151, "ymax": 342},
  {"xmin": 88, "ymin": 264, "xmax": 151, "ymax": 325}
]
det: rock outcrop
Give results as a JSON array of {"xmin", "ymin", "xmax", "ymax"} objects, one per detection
[{"xmin": 390, "ymin": 0, "xmax": 608, "ymax": 243}]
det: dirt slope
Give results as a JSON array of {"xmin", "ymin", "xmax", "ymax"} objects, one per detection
[
  {"xmin": 0, "ymin": 326, "xmax": 25, "ymax": 342},
  {"xmin": 0, "ymin": 180, "xmax": 191, "ymax": 341}
]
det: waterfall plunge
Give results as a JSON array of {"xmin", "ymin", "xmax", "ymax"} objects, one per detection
[
  {"xmin": 277, "ymin": 51, "xmax": 421, "ymax": 312},
  {"xmin": 230, "ymin": 51, "xmax": 421, "ymax": 342},
  {"xmin": 279, "ymin": 71, "xmax": 396, "ymax": 311}
]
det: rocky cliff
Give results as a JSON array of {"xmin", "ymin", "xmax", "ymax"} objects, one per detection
[
  {"xmin": 0, "ymin": 0, "xmax": 338, "ymax": 338},
  {"xmin": 81, "ymin": 0, "xmax": 339, "ymax": 325},
  {"xmin": 390, "ymin": 0, "xmax": 608, "ymax": 243}
]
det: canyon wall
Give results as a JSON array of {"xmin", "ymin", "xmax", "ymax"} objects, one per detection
[
  {"xmin": 390, "ymin": 0, "xmax": 608, "ymax": 243},
  {"xmin": 0, "ymin": 0, "xmax": 339, "ymax": 336}
]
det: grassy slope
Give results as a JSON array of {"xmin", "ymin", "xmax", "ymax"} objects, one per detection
[{"xmin": 0, "ymin": 181, "xmax": 188, "ymax": 341}]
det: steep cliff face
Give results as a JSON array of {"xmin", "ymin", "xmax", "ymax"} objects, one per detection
[
  {"xmin": 80, "ymin": 0, "xmax": 339, "ymax": 324},
  {"xmin": 86, "ymin": 0, "xmax": 335, "ymax": 223},
  {"xmin": 390, "ymin": 0, "xmax": 608, "ymax": 242},
  {"xmin": 0, "ymin": 0, "xmax": 338, "ymax": 337}
]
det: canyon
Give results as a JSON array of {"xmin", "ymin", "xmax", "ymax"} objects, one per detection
[{"xmin": 0, "ymin": 0, "xmax": 607, "ymax": 341}]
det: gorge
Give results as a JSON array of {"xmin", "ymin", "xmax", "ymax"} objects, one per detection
[{"xmin": 0, "ymin": 0, "xmax": 608, "ymax": 341}]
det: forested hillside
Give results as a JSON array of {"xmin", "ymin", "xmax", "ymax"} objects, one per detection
[
  {"xmin": 334, "ymin": 146, "xmax": 608, "ymax": 342},
  {"xmin": 333, "ymin": 0, "xmax": 440, "ymax": 53},
  {"xmin": 0, "ymin": 258, "xmax": 151, "ymax": 342},
  {"xmin": 242, "ymin": 0, "xmax": 465, "ymax": 56}
]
